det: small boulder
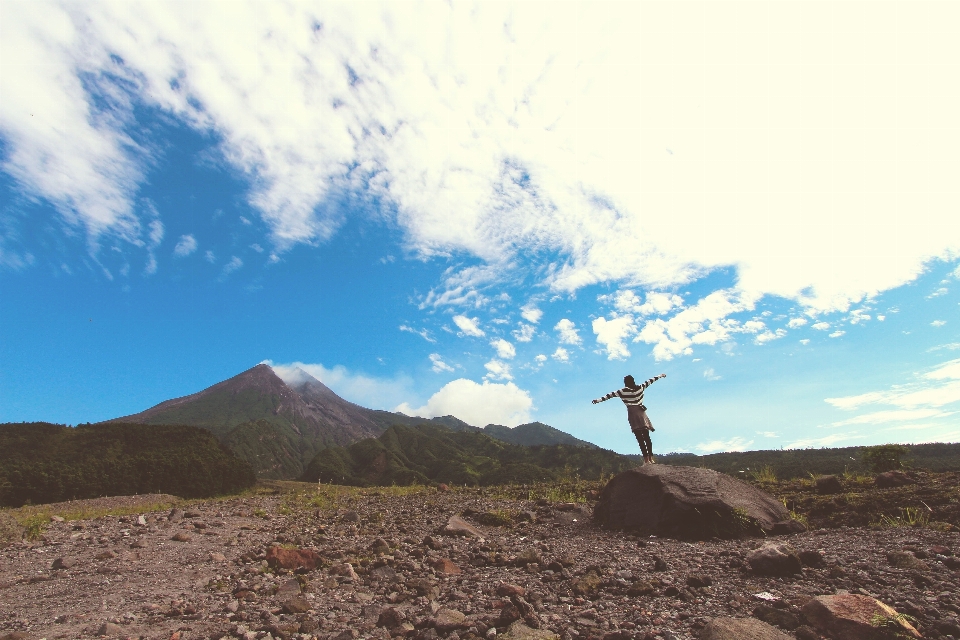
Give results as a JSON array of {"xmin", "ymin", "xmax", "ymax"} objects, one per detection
[
  {"xmin": 752, "ymin": 604, "xmax": 800, "ymax": 630},
  {"xmin": 281, "ymin": 596, "xmax": 312, "ymax": 614},
  {"xmin": 341, "ymin": 510, "xmax": 360, "ymax": 523},
  {"xmin": 377, "ymin": 607, "xmax": 407, "ymax": 628},
  {"xmin": 266, "ymin": 546, "xmax": 321, "ymax": 570},
  {"xmin": 437, "ymin": 483, "xmax": 451, "ymax": 492},
  {"xmin": 170, "ymin": 532, "xmax": 191, "ymax": 542},
  {"xmin": 802, "ymin": 594, "xmax": 921, "ymax": 640},
  {"xmin": 699, "ymin": 617, "xmax": 793, "ymax": 640},
  {"xmin": 433, "ymin": 608, "xmax": 467, "ymax": 633},
  {"xmin": 369, "ymin": 538, "xmax": 391, "ymax": 555},
  {"xmin": 329, "ymin": 562, "xmax": 359, "ymax": 580},
  {"xmin": 815, "ymin": 475, "xmax": 843, "ymax": 495},
  {"xmin": 442, "ymin": 515, "xmax": 484, "ymax": 538},
  {"xmin": 875, "ymin": 470, "xmax": 914, "ymax": 488},
  {"xmin": 52, "ymin": 557, "xmax": 76, "ymax": 570},
  {"xmin": 798, "ymin": 550, "xmax": 825, "ymax": 568},
  {"xmin": 746, "ymin": 543, "xmax": 802, "ymax": 576},
  {"xmin": 431, "ymin": 558, "xmax": 462, "ymax": 574},
  {"xmin": 97, "ymin": 621, "xmax": 124, "ymax": 636},
  {"xmin": 497, "ymin": 583, "xmax": 526, "ymax": 598},
  {"xmin": 499, "ymin": 621, "xmax": 559, "ymax": 640},
  {"xmin": 887, "ymin": 551, "xmax": 928, "ymax": 571}
]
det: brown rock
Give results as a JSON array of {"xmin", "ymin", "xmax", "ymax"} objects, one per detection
[
  {"xmin": 801, "ymin": 594, "xmax": 921, "ymax": 640},
  {"xmin": 52, "ymin": 557, "xmax": 76, "ymax": 569},
  {"xmin": 209, "ymin": 552, "xmax": 226, "ymax": 562},
  {"xmin": 369, "ymin": 537, "xmax": 391, "ymax": 555},
  {"xmin": 281, "ymin": 596, "xmax": 312, "ymax": 614},
  {"xmin": 437, "ymin": 483, "xmax": 451, "ymax": 492},
  {"xmin": 594, "ymin": 466, "xmax": 804, "ymax": 538},
  {"xmin": 329, "ymin": 562, "xmax": 359, "ymax": 580},
  {"xmin": 97, "ymin": 621, "xmax": 124, "ymax": 636},
  {"xmin": 699, "ymin": 617, "xmax": 793, "ymax": 640},
  {"xmin": 746, "ymin": 543, "xmax": 802, "ymax": 576},
  {"xmin": 571, "ymin": 570, "xmax": 602, "ymax": 596},
  {"xmin": 815, "ymin": 475, "xmax": 843, "ymax": 495},
  {"xmin": 752, "ymin": 604, "xmax": 800, "ymax": 630},
  {"xmin": 886, "ymin": 551, "xmax": 928, "ymax": 571},
  {"xmin": 442, "ymin": 515, "xmax": 484, "ymax": 538},
  {"xmin": 434, "ymin": 608, "xmax": 467, "ymax": 632},
  {"xmin": 431, "ymin": 558, "xmax": 462, "ymax": 574},
  {"xmin": 95, "ymin": 550, "xmax": 117, "ymax": 560},
  {"xmin": 497, "ymin": 583, "xmax": 527, "ymax": 597},
  {"xmin": 875, "ymin": 471, "xmax": 914, "ymax": 488},
  {"xmin": 499, "ymin": 621, "xmax": 560, "ymax": 640},
  {"xmin": 377, "ymin": 607, "xmax": 407, "ymax": 628},
  {"xmin": 170, "ymin": 532, "xmax": 191, "ymax": 542},
  {"xmin": 266, "ymin": 546, "xmax": 321, "ymax": 570},
  {"xmin": 276, "ymin": 578, "xmax": 301, "ymax": 596}
]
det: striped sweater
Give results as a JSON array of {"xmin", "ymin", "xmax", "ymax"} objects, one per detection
[{"xmin": 592, "ymin": 375, "xmax": 664, "ymax": 407}]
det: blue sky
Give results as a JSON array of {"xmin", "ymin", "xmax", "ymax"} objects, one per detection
[{"xmin": 1, "ymin": 1, "xmax": 959, "ymax": 456}]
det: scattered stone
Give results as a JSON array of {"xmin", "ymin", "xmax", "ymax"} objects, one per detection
[
  {"xmin": 886, "ymin": 551, "xmax": 928, "ymax": 571},
  {"xmin": 369, "ymin": 538, "xmax": 391, "ymax": 554},
  {"xmin": 594, "ymin": 466, "xmax": 804, "ymax": 538},
  {"xmin": 377, "ymin": 607, "xmax": 407, "ymax": 628},
  {"xmin": 875, "ymin": 471, "xmax": 914, "ymax": 488},
  {"xmin": 437, "ymin": 483, "xmax": 451, "ymax": 492},
  {"xmin": 329, "ymin": 562, "xmax": 359, "ymax": 580},
  {"xmin": 281, "ymin": 596, "xmax": 312, "ymax": 614},
  {"xmin": 653, "ymin": 555, "xmax": 669, "ymax": 571},
  {"xmin": 170, "ymin": 532, "xmax": 191, "ymax": 542},
  {"xmin": 95, "ymin": 550, "xmax": 117, "ymax": 560},
  {"xmin": 798, "ymin": 550, "xmax": 825, "ymax": 567},
  {"xmin": 699, "ymin": 617, "xmax": 793, "ymax": 640},
  {"xmin": 97, "ymin": 621, "xmax": 124, "ymax": 636},
  {"xmin": 498, "ymin": 621, "xmax": 559, "ymax": 640},
  {"xmin": 168, "ymin": 508, "xmax": 184, "ymax": 522},
  {"xmin": 50, "ymin": 515, "xmax": 65, "ymax": 522},
  {"xmin": 431, "ymin": 558, "xmax": 462, "ymax": 574},
  {"xmin": 801, "ymin": 594, "xmax": 921, "ymax": 640},
  {"xmin": 52, "ymin": 556, "xmax": 76, "ymax": 569},
  {"xmin": 497, "ymin": 583, "xmax": 526, "ymax": 598},
  {"xmin": 815, "ymin": 475, "xmax": 843, "ymax": 495},
  {"xmin": 265, "ymin": 546, "xmax": 321, "ymax": 570},
  {"xmin": 209, "ymin": 552, "xmax": 227, "ymax": 562},
  {"xmin": 571, "ymin": 570, "xmax": 602, "ymax": 596},
  {"xmin": 434, "ymin": 608, "xmax": 467, "ymax": 632},
  {"xmin": 443, "ymin": 515, "xmax": 484, "ymax": 538},
  {"xmin": 752, "ymin": 604, "xmax": 800, "ymax": 630},
  {"xmin": 746, "ymin": 543, "xmax": 802, "ymax": 576},
  {"xmin": 686, "ymin": 574, "xmax": 712, "ymax": 588},
  {"xmin": 341, "ymin": 511, "xmax": 361, "ymax": 523}
]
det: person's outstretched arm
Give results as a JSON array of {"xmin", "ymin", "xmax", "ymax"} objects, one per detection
[
  {"xmin": 639, "ymin": 373, "xmax": 666, "ymax": 389},
  {"xmin": 591, "ymin": 389, "xmax": 620, "ymax": 404}
]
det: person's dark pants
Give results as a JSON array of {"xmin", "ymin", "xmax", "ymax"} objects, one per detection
[{"xmin": 633, "ymin": 428, "xmax": 652, "ymax": 458}]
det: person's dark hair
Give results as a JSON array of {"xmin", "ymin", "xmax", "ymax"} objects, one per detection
[{"xmin": 624, "ymin": 375, "xmax": 638, "ymax": 389}]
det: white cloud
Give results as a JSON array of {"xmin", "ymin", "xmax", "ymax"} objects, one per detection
[
  {"xmin": 142, "ymin": 219, "xmax": 164, "ymax": 275},
  {"xmin": 551, "ymin": 347, "xmax": 569, "ymax": 363},
  {"xmin": 266, "ymin": 359, "xmax": 414, "ymax": 411},
  {"xmin": 512, "ymin": 323, "xmax": 536, "ymax": 343},
  {"xmin": 785, "ymin": 432, "xmax": 863, "ymax": 449},
  {"xmin": 429, "ymin": 353, "xmax": 454, "ymax": 373},
  {"xmin": 633, "ymin": 289, "xmax": 759, "ymax": 361},
  {"xmin": 250, "ymin": 243, "xmax": 264, "ymax": 253},
  {"xmin": 4, "ymin": 1, "xmax": 960, "ymax": 323},
  {"xmin": 694, "ymin": 436, "xmax": 754, "ymax": 454},
  {"xmin": 220, "ymin": 256, "xmax": 243, "ymax": 278},
  {"xmin": 395, "ymin": 379, "xmax": 533, "ymax": 427},
  {"xmin": 847, "ymin": 308, "xmax": 871, "ymax": 324},
  {"xmin": 554, "ymin": 319, "xmax": 582, "ymax": 346},
  {"xmin": 399, "ymin": 324, "xmax": 436, "ymax": 343},
  {"xmin": 483, "ymin": 359, "xmax": 513, "ymax": 381},
  {"xmin": 520, "ymin": 304, "xmax": 543, "ymax": 324},
  {"xmin": 453, "ymin": 315, "xmax": 485, "ymax": 337},
  {"xmin": 928, "ymin": 343, "xmax": 960, "ymax": 352},
  {"xmin": 703, "ymin": 368, "xmax": 721, "ymax": 381},
  {"xmin": 204, "ymin": 250, "xmax": 215, "ymax": 263},
  {"xmin": 755, "ymin": 328, "xmax": 787, "ymax": 345},
  {"xmin": 601, "ymin": 289, "xmax": 685, "ymax": 317},
  {"xmin": 592, "ymin": 315, "xmax": 637, "ymax": 361},
  {"xmin": 799, "ymin": 339, "xmax": 810, "ymax": 345},
  {"xmin": 534, "ymin": 354, "xmax": 547, "ymax": 364},
  {"xmin": 828, "ymin": 330, "xmax": 845, "ymax": 338},
  {"xmin": 928, "ymin": 287, "xmax": 948, "ymax": 298},
  {"xmin": 491, "ymin": 338, "xmax": 516, "ymax": 359},
  {"xmin": 173, "ymin": 234, "xmax": 197, "ymax": 257},
  {"xmin": 931, "ymin": 320, "xmax": 947, "ymax": 327},
  {"xmin": 823, "ymin": 359, "xmax": 960, "ymax": 438},
  {"xmin": 811, "ymin": 322, "xmax": 831, "ymax": 331},
  {"xmin": 787, "ymin": 317, "xmax": 808, "ymax": 329},
  {"xmin": 757, "ymin": 431, "xmax": 778, "ymax": 438}
]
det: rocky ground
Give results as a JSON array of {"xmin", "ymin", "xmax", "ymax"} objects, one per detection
[{"xmin": 1, "ymin": 480, "xmax": 959, "ymax": 640}]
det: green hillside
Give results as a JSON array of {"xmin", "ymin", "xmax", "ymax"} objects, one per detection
[
  {"xmin": 0, "ymin": 422, "xmax": 256, "ymax": 507},
  {"xmin": 651, "ymin": 442, "xmax": 960, "ymax": 478},
  {"xmin": 298, "ymin": 423, "xmax": 634, "ymax": 487},
  {"xmin": 483, "ymin": 422, "xmax": 596, "ymax": 448}
]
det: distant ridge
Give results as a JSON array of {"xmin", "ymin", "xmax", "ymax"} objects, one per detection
[{"xmin": 108, "ymin": 364, "xmax": 596, "ymax": 479}]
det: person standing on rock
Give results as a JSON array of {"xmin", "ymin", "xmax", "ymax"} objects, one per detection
[{"xmin": 592, "ymin": 373, "xmax": 666, "ymax": 464}]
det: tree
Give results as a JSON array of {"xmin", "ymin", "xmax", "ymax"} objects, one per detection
[{"xmin": 862, "ymin": 444, "xmax": 909, "ymax": 473}]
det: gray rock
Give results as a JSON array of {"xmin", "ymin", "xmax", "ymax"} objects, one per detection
[
  {"xmin": 52, "ymin": 556, "xmax": 76, "ymax": 570},
  {"xmin": 875, "ymin": 471, "xmax": 914, "ymax": 488},
  {"xmin": 798, "ymin": 550, "xmax": 825, "ymax": 567},
  {"xmin": 752, "ymin": 604, "xmax": 800, "ymax": 630},
  {"xmin": 593, "ymin": 466, "xmax": 804, "ymax": 538},
  {"xmin": 887, "ymin": 551, "xmax": 928, "ymax": 571},
  {"xmin": 434, "ymin": 608, "xmax": 467, "ymax": 633},
  {"xmin": 498, "ymin": 622, "xmax": 559, "ymax": 640},
  {"xmin": 746, "ymin": 543, "xmax": 802, "ymax": 576},
  {"xmin": 97, "ymin": 621, "xmax": 124, "ymax": 636},
  {"xmin": 699, "ymin": 617, "xmax": 793, "ymax": 640},
  {"xmin": 443, "ymin": 515, "xmax": 484, "ymax": 538}
]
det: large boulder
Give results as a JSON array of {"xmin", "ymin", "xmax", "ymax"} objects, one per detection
[
  {"xmin": 593, "ymin": 466, "xmax": 805, "ymax": 539},
  {"xmin": 801, "ymin": 594, "xmax": 921, "ymax": 640},
  {"xmin": 700, "ymin": 617, "xmax": 794, "ymax": 640}
]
